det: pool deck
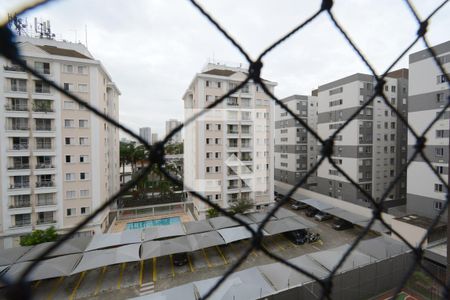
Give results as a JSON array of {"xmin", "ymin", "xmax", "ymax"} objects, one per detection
[{"xmin": 110, "ymin": 212, "xmax": 194, "ymax": 232}]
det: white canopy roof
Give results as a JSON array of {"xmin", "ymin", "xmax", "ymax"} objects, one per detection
[
  {"xmin": 143, "ymin": 224, "xmax": 186, "ymax": 241},
  {"xmin": 85, "ymin": 230, "xmax": 141, "ymax": 251},
  {"xmin": 184, "ymin": 219, "xmax": 213, "ymax": 234},
  {"xmin": 187, "ymin": 231, "xmax": 225, "ymax": 251},
  {"xmin": 0, "ymin": 246, "xmax": 32, "ymax": 266},
  {"xmin": 217, "ymin": 224, "xmax": 260, "ymax": 244},
  {"xmin": 18, "ymin": 236, "xmax": 92, "ymax": 261},
  {"xmin": 263, "ymin": 217, "xmax": 309, "ymax": 236},
  {"xmin": 141, "ymin": 236, "xmax": 191, "ymax": 260}
]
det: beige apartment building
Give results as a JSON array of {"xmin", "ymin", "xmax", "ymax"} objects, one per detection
[
  {"xmin": 0, "ymin": 36, "xmax": 120, "ymax": 248},
  {"xmin": 183, "ymin": 63, "xmax": 276, "ymax": 220}
]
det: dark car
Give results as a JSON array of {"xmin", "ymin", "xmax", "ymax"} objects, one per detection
[
  {"xmin": 332, "ymin": 218, "xmax": 354, "ymax": 230},
  {"xmin": 291, "ymin": 201, "xmax": 308, "ymax": 210},
  {"xmin": 172, "ymin": 252, "xmax": 188, "ymax": 266},
  {"xmin": 284, "ymin": 229, "xmax": 307, "ymax": 245},
  {"xmin": 305, "ymin": 207, "xmax": 318, "ymax": 217},
  {"xmin": 314, "ymin": 211, "xmax": 333, "ymax": 222}
]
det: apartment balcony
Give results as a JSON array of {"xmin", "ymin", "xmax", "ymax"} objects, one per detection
[
  {"xmin": 6, "ymin": 125, "xmax": 29, "ymax": 131},
  {"xmin": 37, "ymin": 199, "xmax": 56, "ymax": 207},
  {"xmin": 227, "ymin": 130, "xmax": 239, "ymax": 134},
  {"xmin": 11, "ymin": 220, "xmax": 31, "ymax": 228},
  {"xmin": 9, "ymin": 201, "xmax": 31, "ymax": 209},
  {"xmin": 9, "ymin": 183, "xmax": 30, "ymax": 190},
  {"xmin": 35, "ymin": 125, "xmax": 54, "ymax": 132},
  {"xmin": 5, "ymin": 104, "xmax": 28, "ymax": 112},
  {"xmin": 4, "ymin": 65, "xmax": 26, "ymax": 72},
  {"xmin": 35, "ymin": 163, "xmax": 55, "ymax": 169},
  {"xmin": 33, "ymin": 105, "xmax": 54, "ymax": 113},
  {"xmin": 227, "ymin": 184, "xmax": 239, "ymax": 190},
  {"xmin": 36, "ymin": 181, "xmax": 55, "ymax": 188},
  {"xmin": 241, "ymin": 143, "xmax": 252, "ymax": 149},
  {"xmin": 227, "ymin": 143, "xmax": 238, "ymax": 149},
  {"xmin": 37, "ymin": 219, "xmax": 56, "ymax": 225},
  {"xmin": 8, "ymin": 163, "xmax": 30, "ymax": 170}
]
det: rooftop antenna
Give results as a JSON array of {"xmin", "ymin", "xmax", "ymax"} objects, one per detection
[
  {"xmin": 84, "ymin": 24, "xmax": 88, "ymax": 48},
  {"xmin": 8, "ymin": 14, "xmax": 29, "ymax": 36},
  {"xmin": 34, "ymin": 17, "xmax": 55, "ymax": 39}
]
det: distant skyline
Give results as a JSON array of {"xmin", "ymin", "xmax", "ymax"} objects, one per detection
[{"xmin": 0, "ymin": 0, "xmax": 449, "ymax": 137}]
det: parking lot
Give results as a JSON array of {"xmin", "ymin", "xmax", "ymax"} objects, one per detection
[{"xmin": 9, "ymin": 207, "xmax": 379, "ymax": 299}]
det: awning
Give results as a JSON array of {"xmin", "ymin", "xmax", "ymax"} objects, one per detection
[
  {"xmin": 263, "ymin": 217, "xmax": 308, "ymax": 236},
  {"xmin": 290, "ymin": 215, "xmax": 317, "ymax": 228},
  {"xmin": 324, "ymin": 207, "xmax": 370, "ymax": 223},
  {"xmin": 143, "ymin": 223, "xmax": 186, "ymax": 241},
  {"xmin": 85, "ymin": 231, "xmax": 141, "ymax": 251},
  {"xmin": 130, "ymin": 283, "xmax": 197, "ymax": 300},
  {"xmin": 71, "ymin": 244, "xmax": 141, "ymax": 274},
  {"xmin": 5, "ymin": 253, "xmax": 82, "ymax": 282},
  {"xmin": 195, "ymin": 267, "xmax": 275, "ymax": 300},
  {"xmin": 234, "ymin": 214, "xmax": 254, "ymax": 225},
  {"xmin": 258, "ymin": 255, "xmax": 329, "ymax": 290},
  {"xmin": 357, "ymin": 236, "xmax": 410, "ymax": 260},
  {"xmin": 141, "ymin": 236, "xmax": 191, "ymax": 260},
  {"xmin": 184, "ymin": 220, "xmax": 213, "ymax": 234},
  {"xmin": 355, "ymin": 219, "xmax": 390, "ymax": 233},
  {"xmin": 187, "ymin": 231, "xmax": 225, "ymax": 251},
  {"xmin": 307, "ymin": 244, "xmax": 375, "ymax": 273},
  {"xmin": 18, "ymin": 236, "xmax": 92, "ymax": 262},
  {"xmin": 208, "ymin": 216, "xmax": 239, "ymax": 230},
  {"xmin": 273, "ymin": 207, "xmax": 297, "ymax": 219},
  {"xmin": 0, "ymin": 246, "xmax": 32, "ymax": 266},
  {"xmin": 246, "ymin": 212, "xmax": 277, "ymax": 223},
  {"xmin": 217, "ymin": 224, "xmax": 259, "ymax": 244},
  {"xmin": 301, "ymin": 198, "xmax": 334, "ymax": 211}
]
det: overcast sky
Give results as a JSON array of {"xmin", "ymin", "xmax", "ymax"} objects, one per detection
[{"xmin": 1, "ymin": 0, "xmax": 449, "ymax": 137}]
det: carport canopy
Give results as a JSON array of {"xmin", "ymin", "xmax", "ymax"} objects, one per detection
[
  {"xmin": 324, "ymin": 207, "xmax": 370, "ymax": 224},
  {"xmin": 356, "ymin": 236, "xmax": 409, "ymax": 260},
  {"xmin": 141, "ymin": 235, "xmax": 192, "ymax": 260},
  {"xmin": 262, "ymin": 216, "xmax": 309, "ymax": 236},
  {"xmin": 143, "ymin": 223, "xmax": 186, "ymax": 241},
  {"xmin": 246, "ymin": 211, "xmax": 277, "ymax": 223},
  {"xmin": 217, "ymin": 224, "xmax": 260, "ymax": 244},
  {"xmin": 208, "ymin": 216, "xmax": 240, "ymax": 230},
  {"xmin": 85, "ymin": 230, "xmax": 141, "ymax": 251},
  {"xmin": 0, "ymin": 246, "xmax": 32, "ymax": 266},
  {"xmin": 356, "ymin": 219, "xmax": 390, "ymax": 233},
  {"xmin": 187, "ymin": 231, "xmax": 225, "ymax": 251},
  {"xmin": 71, "ymin": 243, "xmax": 141, "ymax": 274},
  {"xmin": 273, "ymin": 207, "xmax": 297, "ymax": 219},
  {"xmin": 130, "ymin": 283, "xmax": 197, "ymax": 300},
  {"xmin": 184, "ymin": 219, "xmax": 213, "ymax": 234},
  {"xmin": 300, "ymin": 198, "xmax": 334, "ymax": 211},
  {"xmin": 4, "ymin": 253, "xmax": 82, "ymax": 282}
]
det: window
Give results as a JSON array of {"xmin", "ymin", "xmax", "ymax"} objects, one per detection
[
  {"xmin": 436, "ymin": 130, "xmax": 447, "ymax": 138},
  {"xmin": 65, "ymin": 173, "xmax": 76, "ymax": 181},
  {"xmin": 10, "ymin": 79, "xmax": 27, "ymax": 92},
  {"xmin": 64, "ymin": 100, "xmax": 76, "ymax": 109},
  {"xmin": 64, "ymin": 119, "xmax": 75, "ymax": 128},
  {"xmin": 437, "ymin": 166, "xmax": 444, "ymax": 174},
  {"xmin": 215, "ymin": 152, "xmax": 221, "ymax": 159},
  {"xmin": 35, "ymin": 62, "xmax": 50, "ymax": 74},
  {"xmin": 79, "ymin": 137, "xmax": 89, "ymax": 145},
  {"xmin": 434, "ymin": 201, "xmax": 443, "ymax": 211},
  {"xmin": 80, "ymin": 190, "xmax": 89, "ymax": 197},
  {"xmin": 65, "ymin": 155, "xmax": 73, "ymax": 163},
  {"xmin": 64, "ymin": 64, "xmax": 74, "ymax": 73},
  {"xmin": 35, "ymin": 80, "xmax": 50, "ymax": 93},
  {"xmin": 436, "ymin": 147, "xmax": 444, "ymax": 156},
  {"xmin": 65, "ymin": 137, "xmax": 75, "ymax": 145},
  {"xmin": 66, "ymin": 208, "xmax": 76, "ymax": 216},
  {"xmin": 436, "ymin": 93, "xmax": 443, "ymax": 102},
  {"xmin": 78, "ymin": 84, "xmax": 88, "ymax": 92},
  {"xmin": 80, "ymin": 207, "xmax": 90, "ymax": 215},
  {"xmin": 391, "ymin": 86, "xmax": 396, "ymax": 92},
  {"xmin": 80, "ymin": 172, "xmax": 88, "ymax": 180},
  {"xmin": 66, "ymin": 190, "xmax": 76, "ymax": 199},
  {"xmin": 79, "ymin": 120, "xmax": 88, "ymax": 128},
  {"xmin": 77, "ymin": 66, "xmax": 87, "ymax": 74},
  {"xmin": 63, "ymin": 83, "xmax": 74, "ymax": 91},
  {"xmin": 437, "ymin": 74, "xmax": 448, "ymax": 83},
  {"xmin": 215, "ymin": 138, "xmax": 220, "ymax": 145},
  {"xmin": 206, "ymin": 124, "xmax": 210, "ymax": 130},
  {"xmin": 206, "ymin": 80, "xmax": 210, "ymax": 87},
  {"xmin": 434, "ymin": 183, "xmax": 444, "ymax": 192}
]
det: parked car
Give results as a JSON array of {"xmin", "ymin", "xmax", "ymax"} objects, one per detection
[
  {"xmin": 305, "ymin": 207, "xmax": 318, "ymax": 217},
  {"xmin": 284, "ymin": 229, "xmax": 308, "ymax": 245},
  {"xmin": 172, "ymin": 252, "xmax": 188, "ymax": 266},
  {"xmin": 291, "ymin": 201, "xmax": 308, "ymax": 210},
  {"xmin": 332, "ymin": 218, "xmax": 354, "ymax": 230},
  {"xmin": 274, "ymin": 195, "xmax": 283, "ymax": 202},
  {"xmin": 314, "ymin": 211, "xmax": 332, "ymax": 222}
]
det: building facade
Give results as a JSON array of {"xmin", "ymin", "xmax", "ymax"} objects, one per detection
[
  {"xmin": 139, "ymin": 127, "xmax": 152, "ymax": 144},
  {"xmin": 315, "ymin": 71, "xmax": 408, "ymax": 209},
  {"xmin": 274, "ymin": 94, "xmax": 318, "ymax": 192},
  {"xmin": 165, "ymin": 119, "xmax": 182, "ymax": 144},
  {"xmin": 407, "ymin": 41, "xmax": 449, "ymax": 220},
  {"xmin": 151, "ymin": 133, "xmax": 158, "ymax": 144},
  {"xmin": 0, "ymin": 36, "xmax": 120, "ymax": 247},
  {"xmin": 183, "ymin": 63, "xmax": 276, "ymax": 219}
]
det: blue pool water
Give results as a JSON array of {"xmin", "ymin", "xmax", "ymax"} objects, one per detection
[{"xmin": 126, "ymin": 217, "xmax": 181, "ymax": 230}]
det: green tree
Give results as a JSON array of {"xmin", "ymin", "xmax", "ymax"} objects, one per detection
[
  {"xmin": 229, "ymin": 198, "xmax": 253, "ymax": 215},
  {"xmin": 20, "ymin": 226, "xmax": 58, "ymax": 246},
  {"xmin": 206, "ymin": 208, "xmax": 219, "ymax": 218}
]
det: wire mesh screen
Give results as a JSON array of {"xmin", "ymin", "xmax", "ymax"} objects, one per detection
[{"xmin": 0, "ymin": 0, "xmax": 449, "ymax": 299}]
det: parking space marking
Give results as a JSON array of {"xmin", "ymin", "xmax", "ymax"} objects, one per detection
[
  {"xmin": 239, "ymin": 240, "xmax": 258, "ymax": 257},
  {"xmin": 187, "ymin": 254, "xmax": 195, "ymax": 272},
  {"xmin": 215, "ymin": 246, "xmax": 228, "ymax": 265},
  {"xmin": 152, "ymin": 257, "xmax": 157, "ymax": 282},
  {"xmin": 139, "ymin": 260, "xmax": 144, "ymax": 286},
  {"xmin": 169, "ymin": 255, "xmax": 175, "ymax": 278},
  {"xmin": 117, "ymin": 263, "xmax": 126, "ymax": 289},
  {"xmin": 46, "ymin": 277, "xmax": 64, "ymax": 300},
  {"xmin": 69, "ymin": 271, "xmax": 86, "ymax": 300},
  {"xmin": 94, "ymin": 266, "xmax": 107, "ymax": 296},
  {"xmin": 202, "ymin": 248, "xmax": 213, "ymax": 268}
]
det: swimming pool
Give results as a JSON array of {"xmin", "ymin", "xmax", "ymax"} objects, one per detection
[{"xmin": 126, "ymin": 216, "xmax": 181, "ymax": 230}]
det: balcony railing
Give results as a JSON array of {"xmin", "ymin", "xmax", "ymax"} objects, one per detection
[
  {"xmin": 227, "ymin": 130, "xmax": 239, "ymax": 134},
  {"xmin": 35, "ymin": 145, "xmax": 53, "ymax": 150},
  {"xmin": 7, "ymin": 125, "xmax": 29, "ymax": 131},
  {"xmin": 35, "ymin": 125, "xmax": 53, "ymax": 131},
  {"xmin": 37, "ymin": 219, "xmax": 56, "ymax": 225},
  {"xmin": 5, "ymin": 104, "xmax": 28, "ymax": 111},
  {"xmin": 228, "ymin": 143, "xmax": 238, "ymax": 148},
  {"xmin": 10, "ymin": 183, "xmax": 30, "ymax": 189},
  {"xmin": 227, "ymin": 185, "xmax": 239, "ymax": 190},
  {"xmin": 13, "ymin": 220, "xmax": 31, "ymax": 227},
  {"xmin": 241, "ymin": 143, "xmax": 251, "ymax": 148},
  {"xmin": 33, "ymin": 103, "xmax": 54, "ymax": 112},
  {"xmin": 8, "ymin": 164, "xmax": 30, "ymax": 170},
  {"xmin": 36, "ymin": 163, "xmax": 54, "ymax": 169},
  {"xmin": 37, "ymin": 199, "xmax": 55, "ymax": 206},
  {"xmin": 12, "ymin": 144, "xmax": 29, "ymax": 150},
  {"xmin": 36, "ymin": 181, "xmax": 54, "ymax": 188},
  {"xmin": 9, "ymin": 201, "xmax": 31, "ymax": 209},
  {"xmin": 241, "ymin": 156, "xmax": 252, "ymax": 161},
  {"xmin": 4, "ymin": 65, "xmax": 26, "ymax": 72}
]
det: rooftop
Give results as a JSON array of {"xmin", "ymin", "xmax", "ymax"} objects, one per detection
[{"xmin": 393, "ymin": 214, "xmax": 446, "ymax": 229}]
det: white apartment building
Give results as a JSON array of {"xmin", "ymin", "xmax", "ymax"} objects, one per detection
[
  {"xmin": 316, "ymin": 70, "xmax": 408, "ymax": 209},
  {"xmin": 407, "ymin": 41, "xmax": 449, "ymax": 220},
  {"xmin": 139, "ymin": 127, "xmax": 152, "ymax": 144},
  {"xmin": 183, "ymin": 63, "xmax": 276, "ymax": 219},
  {"xmin": 152, "ymin": 132, "xmax": 158, "ymax": 144},
  {"xmin": 165, "ymin": 119, "xmax": 182, "ymax": 143},
  {"xmin": 274, "ymin": 94, "xmax": 318, "ymax": 191},
  {"xmin": 0, "ymin": 36, "xmax": 120, "ymax": 247}
]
